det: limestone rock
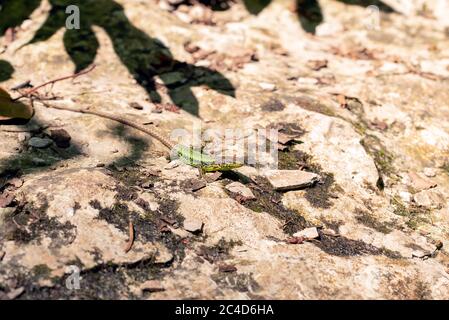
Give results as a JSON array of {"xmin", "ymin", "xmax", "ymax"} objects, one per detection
[
  {"xmin": 225, "ymin": 182, "xmax": 256, "ymax": 200},
  {"xmin": 183, "ymin": 218, "xmax": 204, "ymax": 234},
  {"xmin": 264, "ymin": 170, "xmax": 320, "ymax": 191},
  {"xmin": 293, "ymin": 227, "xmax": 320, "ymax": 240}
]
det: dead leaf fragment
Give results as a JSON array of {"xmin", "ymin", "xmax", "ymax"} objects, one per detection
[
  {"xmin": 0, "ymin": 87, "xmax": 33, "ymax": 120},
  {"xmin": 307, "ymin": 59, "xmax": 328, "ymax": 71},
  {"xmin": 219, "ymin": 264, "xmax": 237, "ymax": 273}
]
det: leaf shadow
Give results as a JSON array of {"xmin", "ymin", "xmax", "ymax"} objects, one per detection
[
  {"xmin": 0, "ymin": 60, "xmax": 14, "ymax": 82},
  {"xmin": 23, "ymin": 0, "xmax": 235, "ymax": 117},
  {"xmin": 239, "ymin": 0, "xmax": 396, "ymax": 34}
]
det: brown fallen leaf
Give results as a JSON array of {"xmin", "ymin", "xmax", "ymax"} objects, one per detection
[
  {"xmin": 0, "ymin": 87, "xmax": 34, "ymax": 121},
  {"xmin": 287, "ymin": 236, "xmax": 305, "ymax": 244},
  {"xmin": 307, "ymin": 59, "xmax": 328, "ymax": 71},
  {"xmin": 140, "ymin": 280, "xmax": 165, "ymax": 293},
  {"xmin": 219, "ymin": 264, "xmax": 237, "ymax": 273}
]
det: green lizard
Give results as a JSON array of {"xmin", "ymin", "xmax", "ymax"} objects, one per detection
[
  {"xmin": 40, "ymin": 102, "xmax": 244, "ymax": 174},
  {"xmin": 174, "ymin": 144, "xmax": 243, "ymax": 173}
]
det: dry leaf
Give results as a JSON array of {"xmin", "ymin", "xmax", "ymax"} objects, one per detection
[{"xmin": 0, "ymin": 87, "xmax": 34, "ymax": 120}]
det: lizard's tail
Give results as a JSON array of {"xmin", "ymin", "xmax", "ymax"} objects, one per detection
[{"xmin": 39, "ymin": 101, "xmax": 175, "ymax": 151}]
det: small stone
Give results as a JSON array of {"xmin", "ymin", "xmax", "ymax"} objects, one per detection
[
  {"xmin": 411, "ymin": 250, "xmax": 432, "ymax": 259},
  {"xmin": 399, "ymin": 191, "xmax": 413, "ymax": 203},
  {"xmin": 296, "ymin": 77, "xmax": 319, "ymax": 85},
  {"xmin": 321, "ymin": 229, "xmax": 338, "ymax": 236},
  {"xmin": 140, "ymin": 280, "xmax": 165, "ymax": 293},
  {"xmin": 225, "ymin": 182, "xmax": 256, "ymax": 200},
  {"xmin": 264, "ymin": 170, "xmax": 320, "ymax": 191},
  {"xmin": 96, "ymin": 163, "xmax": 105, "ymax": 168},
  {"xmin": 413, "ymin": 189, "xmax": 445, "ymax": 209},
  {"xmin": 407, "ymin": 172, "xmax": 437, "ymax": 192},
  {"xmin": 259, "ymin": 82, "xmax": 276, "ymax": 91},
  {"xmin": 218, "ymin": 264, "xmax": 237, "ymax": 273},
  {"xmin": 185, "ymin": 178, "xmax": 207, "ymax": 192},
  {"xmin": 423, "ymin": 167, "xmax": 437, "ymax": 178},
  {"xmin": 205, "ymin": 171, "xmax": 222, "ymax": 183},
  {"xmin": 293, "ymin": 227, "xmax": 320, "ymax": 240},
  {"xmin": 28, "ymin": 137, "xmax": 52, "ymax": 148},
  {"xmin": 7, "ymin": 287, "xmax": 24, "ymax": 300},
  {"xmin": 141, "ymin": 181, "xmax": 154, "ymax": 189},
  {"xmin": 129, "ymin": 102, "xmax": 144, "ymax": 110},
  {"xmin": 17, "ymin": 132, "xmax": 30, "ymax": 142},
  {"xmin": 66, "ymin": 208, "xmax": 76, "ymax": 218},
  {"xmin": 50, "ymin": 129, "xmax": 71, "ymax": 148},
  {"xmin": 164, "ymin": 160, "xmax": 180, "ymax": 169},
  {"xmin": 277, "ymin": 132, "xmax": 298, "ymax": 145},
  {"xmin": 183, "ymin": 218, "xmax": 204, "ymax": 234}
]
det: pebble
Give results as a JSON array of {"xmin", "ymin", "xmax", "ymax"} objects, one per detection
[
  {"xmin": 264, "ymin": 170, "xmax": 320, "ymax": 191},
  {"xmin": 225, "ymin": 182, "xmax": 256, "ymax": 200},
  {"xmin": 28, "ymin": 137, "xmax": 52, "ymax": 148},
  {"xmin": 411, "ymin": 250, "xmax": 432, "ymax": 259},
  {"xmin": 423, "ymin": 167, "xmax": 436, "ymax": 178},
  {"xmin": 17, "ymin": 132, "xmax": 30, "ymax": 142},
  {"xmin": 293, "ymin": 227, "xmax": 320, "ymax": 240},
  {"xmin": 184, "ymin": 179, "xmax": 207, "ymax": 192},
  {"xmin": 183, "ymin": 218, "xmax": 204, "ymax": 234},
  {"xmin": 259, "ymin": 82, "xmax": 277, "ymax": 91},
  {"xmin": 407, "ymin": 172, "xmax": 437, "ymax": 192},
  {"xmin": 399, "ymin": 191, "xmax": 413, "ymax": 203},
  {"xmin": 413, "ymin": 189, "xmax": 445, "ymax": 209},
  {"xmin": 141, "ymin": 181, "xmax": 154, "ymax": 189},
  {"xmin": 165, "ymin": 160, "xmax": 181, "ymax": 170}
]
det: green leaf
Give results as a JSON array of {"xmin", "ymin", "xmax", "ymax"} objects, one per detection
[{"xmin": 0, "ymin": 87, "xmax": 33, "ymax": 120}]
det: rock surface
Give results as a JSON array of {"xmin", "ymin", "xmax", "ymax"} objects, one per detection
[
  {"xmin": 265, "ymin": 170, "xmax": 321, "ymax": 191},
  {"xmin": 1, "ymin": 0, "xmax": 449, "ymax": 300}
]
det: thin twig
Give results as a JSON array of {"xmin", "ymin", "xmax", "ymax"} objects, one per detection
[
  {"xmin": 13, "ymin": 65, "xmax": 96, "ymax": 101},
  {"xmin": 37, "ymin": 100, "xmax": 174, "ymax": 150},
  {"xmin": 124, "ymin": 220, "xmax": 135, "ymax": 253}
]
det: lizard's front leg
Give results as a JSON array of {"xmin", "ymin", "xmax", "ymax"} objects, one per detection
[{"xmin": 198, "ymin": 166, "xmax": 205, "ymax": 179}]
